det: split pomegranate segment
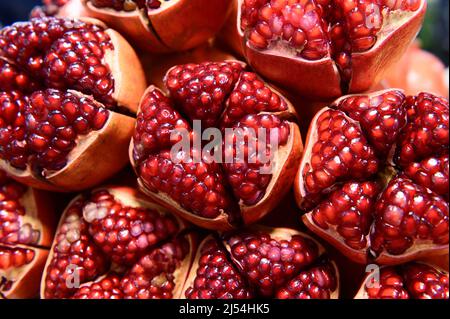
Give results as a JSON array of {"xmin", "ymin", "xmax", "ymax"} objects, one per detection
[
  {"xmin": 41, "ymin": 186, "xmax": 196, "ymax": 299},
  {"xmin": 296, "ymin": 90, "xmax": 449, "ymax": 265},
  {"xmin": 0, "ymin": 170, "xmax": 55, "ymax": 299},
  {"xmin": 355, "ymin": 262, "xmax": 449, "ymax": 299},
  {"xmin": 183, "ymin": 227, "xmax": 339, "ymax": 299},
  {"xmin": 225, "ymin": 0, "xmax": 427, "ymax": 98},
  {"xmin": 130, "ymin": 61, "xmax": 303, "ymax": 230},
  {"xmin": 33, "ymin": 0, "xmax": 233, "ymax": 53},
  {"xmin": 0, "ymin": 17, "xmax": 146, "ymax": 192}
]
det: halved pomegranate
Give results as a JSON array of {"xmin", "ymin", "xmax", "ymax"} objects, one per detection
[
  {"xmin": 183, "ymin": 226, "xmax": 339, "ymax": 299},
  {"xmin": 130, "ymin": 61, "xmax": 303, "ymax": 230},
  {"xmin": 33, "ymin": 0, "xmax": 233, "ymax": 53},
  {"xmin": 224, "ymin": 0, "xmax": 426, "ymax": 98},
  {"xmin": 295, "ymin": 90, "xmax": 449, "ymax": 265},
  {"xmin": 355, "ymin": 262, "xmax": 448, "ymax": 299},
  {"xmin": 40, "ymin": 186, "xmax": 195, "ymax": 299},
  {"xmin": 0, "ymin": 169, "xmax": 55, "ymax": 299},
  {"xmin": 0, "ymin": 17, "xmax": 146, "ymax": 192}
]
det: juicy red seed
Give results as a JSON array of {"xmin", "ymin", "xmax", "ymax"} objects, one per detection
[
  {"xmin": 89, "ymin": 0, "xmax": 166, "ymax": 12},
  {"xmin": 43, "ymin": 199, "xmax": 109, "ymax": 299},
  {"xmin": 370, "ymin": 175, "xmax": 449, "ymax": 257},
  {"xmin": 83, "ymin": 189, "xmax": 180, "ymax": 266},
  {"xmin": 0, "ymin": 246, "xmax": 35, "ymax": 269},
  {"xmin": 223, "ymin": 113, "xmax": 291, "ymax": 205},
  {"xmin": 366, "ymin": 263, "xmax": 448, "ymax": 299},
  {"xmin": 0, "ymin": 17, "xmax": 115, "ymax": 107},
  {"xmin": 335, "ymin": 90, "xmax": 407, "ymax": 156},
  {"xmin": 311, "ymin": 181, "xmax": 380, "ymax": 250},
  {"xmin": 185, "ymin": 239, "xmax": 253, "ymax": 299},
  {"xmin": 139, "ymin": 151, "xmax": 234, "ymax": 220},
  {"xmin": 226, "ymin": 231, "xmax": 319, "ymax": 297},
  {"xmin": 302, "ymin": 109, "xmax": 379, "ymax": 208},
  {"xmin": 397, "ymin": 93, "xmax": 449, "ymax": 167},
  {"xmin": 71, "ymin": 273, "xmax": 123, "ymax": 299},
  {"xmin": 165, "ymin": 61, "xmax": 244, "ymax": 127},
  {"xmin": 276, "ymin": 261, "xmax": 337, "ymax": 299},
  {"xmin": 0, "ymin": 89, "xmax": 109, "ymax": 172},
  {"xmin": 120, "ymin": 238, "xmax": 189, "ymax": 299}
]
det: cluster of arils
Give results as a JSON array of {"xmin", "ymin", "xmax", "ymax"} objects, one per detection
[{"xmin": 41, "ymin": 187, "xmax": 340, "ymax": 300}]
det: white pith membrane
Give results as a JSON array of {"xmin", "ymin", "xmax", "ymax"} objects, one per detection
[
  {"xmin": 0, "ymin": 18, "xmax": 144, "ymax": 191},
  {"xmin": 236, "ymin": 0, "xmax": 426, "ymax": 94},
  {"xmin": 130, "ymin": 67, "xmax": 302, "ymax": 230},
  {"xmin": 354, "ymin": 261, "xmax": 449, "ymax": 299},
  {"xmin": 297, "ymin": 89, "xmax": 449, "ymax": 265},
  {"xmin": 40, "ymin": 186, "xmax": 195, "ymax": 299}
]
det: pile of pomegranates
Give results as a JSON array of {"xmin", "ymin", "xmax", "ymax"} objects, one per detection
[{"xmin": 0, "ymin": 0, "xmax": 448, "ymax": 300}]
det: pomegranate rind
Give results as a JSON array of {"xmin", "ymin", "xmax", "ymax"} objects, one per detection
[{"xmin": 40, "ymin": 185, "xmax": 189, "ymax": 299}]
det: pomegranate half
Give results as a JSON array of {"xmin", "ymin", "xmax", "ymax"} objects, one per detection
[
  {"xmin": 223, "ymin": 0, "xmax": 427, "ymax": 98},
  {"xmin": 32, "ymin": 0, "xmax": 234, "ymax": 53},
  {"xmin": 130, "ymin": 61, "xmax": 303, "ymax": 230},
  {"xmin": 0, "ymin": 170, "xmax": 55, "ymax": 299},
  {"xmin": 0, "ymin": 17, "xmax": 146, "ymax": 192},
  {"xmin": 295, "ymin": 89, "xmax": 449, "ymax": 265}
]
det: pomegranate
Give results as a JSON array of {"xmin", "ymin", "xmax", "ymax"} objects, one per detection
[
  {"xmin": 130, "ymin": 61, "xmax": 303, "ymax": 230},
  {"xmin": 355, "ymin": 262, "xmax": 448, "ymax": 299},
  {"xmin": 295, "ymin": 89, "xmax": 449, "ymax": 265},
  {"xmin": 183, "ymin": 227, "xmax": 339, "ymax": 299},
  {"xmin": 374, "ymin": 42, "xmax": 449, "ymax": 99},
  {"xmin": 224, "ymin": 0, "xmax": 427, "ymax": 99},
  {"xmin": 0, "ymin": 169, "xmax": 55, "ymax": 299},
  {"xmin": 33, "ymin": 0, "xmax": 234, "ymax": 53},
  {"xmin": 0, "ymin": 17, "xmax": 146, "ymax": 192},
  {"xmin": 41, "ymin": 196, "xmax": 340, "ymax": 299},
  {"xmin": 41, "ymin": 186, "xmax": 195, "ymax": 299},
  {"xmin": 140, "ymin": 42, "xmax": 237, "ymax": 91}
]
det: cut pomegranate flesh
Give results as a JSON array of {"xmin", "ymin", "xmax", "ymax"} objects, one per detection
[
  {"xmin": 359, "ymin": 262, "xmax": 449, "ymax": 299},
  {"xmin": 131, "ymin": 61, "xmax": 301, "ymax": 230},
  {"xmin": 42, "ymin": 187, "xmax": 191, "ymax": 299},
  {"xmin": 0, "ymin": 169, "xmax": 52, "ymax": 298},
  {"xmin": 240, "ymin": 0, "xmax": 422, "ymax": 88},
  {"xmin": 184, "ymin": 228, "xmax": 339, "ymax": 299},
  {"xmin": 297, "ymin": 90, "xmax": 449, "ymax": 264}
]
